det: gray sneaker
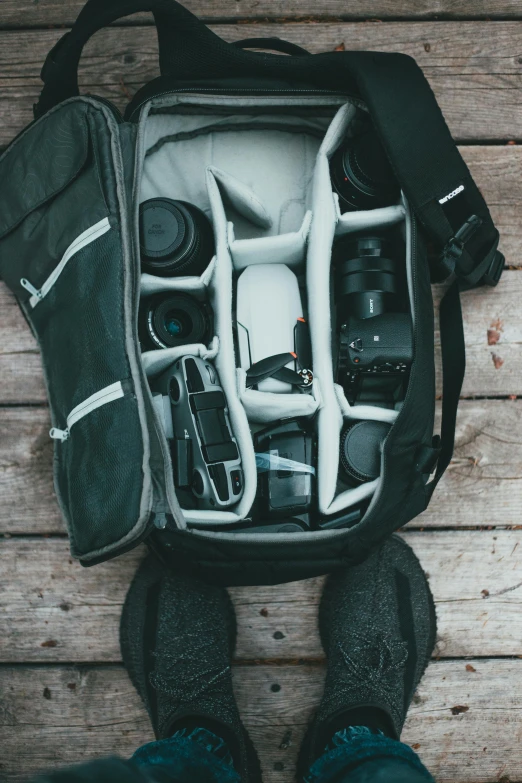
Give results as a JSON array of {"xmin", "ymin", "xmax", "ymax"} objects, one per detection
[
  {"xmin": 120, "ymin": 556, "xmax": 262, "ymax": 783},
  {"xmin": 298, "ymin": 535, "xmax": 436, "ymax": 775}
]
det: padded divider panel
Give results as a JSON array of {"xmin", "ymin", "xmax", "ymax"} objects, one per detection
[
  {"xmin": 141, "ymin": 110, "xmax": 326, "ymax": 239},
  {"xmin": 179, "ymin": 167, "xmax": 257, "ymax": 526},
  {"xmin": 335, "ymin": 204, "xmax": 405, "ymax": 236},
  {"xmin": 142, "ymin": 337, "xmax": 219, "ymax": 377},
  {"xmin": 307, "ymin": 103, "xmax": 357, "ymax": 516},
  {"xmin": 237, "ymin": 368, "xmax": 320, "ymax": 424},
  {"xmin": 229, "ymin": 211, "xmax": 312, "ymax": 271}
]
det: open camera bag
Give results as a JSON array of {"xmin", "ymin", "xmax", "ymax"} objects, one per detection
[{"xmin": 0, "ymin": 0, "xmax": 504, "ymax": 585}]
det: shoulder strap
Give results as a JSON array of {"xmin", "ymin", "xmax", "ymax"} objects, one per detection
[{"xmin": 338, "ymin": 51, "xmax": 504, "ymax": 290}]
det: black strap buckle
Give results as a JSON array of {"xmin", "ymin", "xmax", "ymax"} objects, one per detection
[{"xmin": 440, "ymin": 214, "xmax": 483, "ymax": 275}]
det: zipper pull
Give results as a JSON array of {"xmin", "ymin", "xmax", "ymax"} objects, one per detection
[
  {"xmin": 49, "ymin": 427, "xmax": 69, "ymax": 442},
  {"xmin": 20, "ymin": 278, "xmax": 42, "ymax": 300}
]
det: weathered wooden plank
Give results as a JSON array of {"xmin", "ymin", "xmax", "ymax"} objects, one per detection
[
  {"xmin": 2, "ymin": 24, "xmax": 522, "ymax": 142},
  {"xmin": 0, "ymin": 660, "xmax": 520, "ymax": 783},
  {"xmin": 1, "ymin": 531, "xmax": 521, "ymax": 662},
  {"xmin": 0, "ymin": 399, "xmax": 520, "ymax": 535},
  {"xmin": 1, "ymin": 269, "xmax": 521, "ymax": 403},
  {"xmin": 2, "ymin": 1, "xmax": 522, "ymax": 28}
]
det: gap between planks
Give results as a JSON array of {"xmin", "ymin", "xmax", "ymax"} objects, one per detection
[
  {"xmin": 3, "ymin": 1, "xmax": 522, "ymax": 27},
  {"xmin": 1, "ymin": 530, "xmax": 522, "ymax": 663},
  {"xmin": 2, "ymin": 24, "xmax": 522, "ymax": 141},
  {"xmin": 0, "ymin": 660, "xmax": 520, "ymax": 783}
]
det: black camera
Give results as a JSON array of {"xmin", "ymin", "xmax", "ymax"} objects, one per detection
[
  {"xmin": 330, "ymin": 127, "xmax": 400, "ymax": 213},
  {"xmin": 139, "ymin": 293, "xmax": 213, "ymax": 351},
  {"xmin": 139, "ymin": 198, "xmax": 214, "ymax": 276},
  {"xmin": 334, "ymin": 233, "xmax": 413, "ymax": 404}
]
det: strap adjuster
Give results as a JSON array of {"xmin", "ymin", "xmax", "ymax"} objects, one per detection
[{"xmin": 440, "ymin": 214, "xmax": 483, "ymax": 275}]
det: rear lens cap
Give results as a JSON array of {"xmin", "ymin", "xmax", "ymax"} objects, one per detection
[{"xmin": 340, "ymin": 420, "xmax": 392, "ymax": 484}]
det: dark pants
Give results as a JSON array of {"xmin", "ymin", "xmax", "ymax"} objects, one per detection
[{"xmin": 30, "ymin": 727, "xmax": 434, "ymax": 783}]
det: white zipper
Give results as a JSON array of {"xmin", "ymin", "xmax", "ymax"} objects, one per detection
[
  {"xmin": 50, "ymin": 381, "xmax": 125, "ymax": 441},
  {"xmin": 21, "ymin": 217, "xmax": 111, "ymax": 308}
]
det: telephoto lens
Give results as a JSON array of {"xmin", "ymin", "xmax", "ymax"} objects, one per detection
[
  {"xmin": 330, "ymin": 127, "xmax": 400, "ymax": 213},
  {"xmin": 139, "ymin": 293, "xmax": 213, "ymax": 351},
  {"xmin": 339, "ymin": 420, "xmax": 392, "ymax": 485},
  {"xmin": 333, "ymin": 233, "xmax": 400, "ymax": 320},
  {"xmin": 139, "ymin": 198, "xmax": 215, "ymax": 276}
]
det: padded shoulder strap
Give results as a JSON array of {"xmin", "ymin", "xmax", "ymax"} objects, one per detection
[{"xmin": 339, "ymin": 51, "xmax": 504, "ymax": 289}]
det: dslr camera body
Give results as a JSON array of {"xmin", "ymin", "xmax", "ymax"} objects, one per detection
[
  {"xmin": 152, "ymin": 356, "xmax": 243, "ymax": 509},
  {"xmin": 334, "ymin": 233, "xmax": 413, "ymax": 404}
]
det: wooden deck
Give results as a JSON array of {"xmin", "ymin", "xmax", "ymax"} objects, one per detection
[{"xmin": 1, "ymin": 3, "xmax": 522, "ymax": 782}]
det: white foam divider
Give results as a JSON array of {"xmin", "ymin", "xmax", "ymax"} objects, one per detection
[
  {"xmin": 142, "ymin": 337, "xmax": 219, "ymax": 378},
  {"xmin": 334, "ymin": 384, "xmax": 399, "ymax": 425},
  {"xmin": 140, "ymin": 261, "xmax": 215, "ymax": 298},
  {"xmin": 237, "ymin": 368, "xmax": 320, "ymax": 424},
  {"xmin": 335, "ymin": 204, "xmax": 405, "ymax": 236},
  {"xmin": 207, "ymin": 165, "xmax": 272, "ymax": 229},
  {"xmin": 181, "ymin": 167, "xmax": 259, "ymax": 525},
  {"xmin": 306, "ymin": 103, "xmax": 358, "ymax": 516},
  {"xmin": 229, "ymin": 210, "xmax": 312, "ymax": 271}
]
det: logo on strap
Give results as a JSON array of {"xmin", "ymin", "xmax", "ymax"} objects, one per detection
[{"xmin": 439, "ymin": 184, "xmax": 465, "ymax": 204}]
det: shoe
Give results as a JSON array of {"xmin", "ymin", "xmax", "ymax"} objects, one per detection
[
  {"xmin": 298, "ymin": 535, "xmax": 436, "ymax": 775},
  {"xmin": 120, "ymin": 555, "xmax": 262, "ymax": 783}
]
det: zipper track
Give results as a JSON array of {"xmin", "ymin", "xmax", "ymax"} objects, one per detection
[
  {"xmin": 130, "ymin": 87, "xmax": 361, "ymax": 121},
  {"xmin": 21, "ymin": 217, "xmax": 111, "ymax": 307}
]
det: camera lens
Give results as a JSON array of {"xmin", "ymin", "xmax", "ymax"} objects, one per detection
[
  {"xmin": 340, "ymin": 420, "xmax": 391, "ymax": 484},
  {"xmin": 139, "ymin": 198, "xmax": 214, "ymax": 277},
  {"xmin": 140, "ymin": 293, "xmax": 212, "ymax": 350},
  {"xmin": 334, "ymin": 234, "xmax": 399, "ymax": 320},
  {"xmin": 330, "ymin": 127, "xmax": 400, "ymax": 213}
]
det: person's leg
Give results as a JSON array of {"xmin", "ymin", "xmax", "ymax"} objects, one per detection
[
  {"xmin": 298, "ymin": 535, "xmax": 437, "ymax": 783},
  {"xmin": 120, "ymin": 556, "xmax": 262, "ymax": 783}
]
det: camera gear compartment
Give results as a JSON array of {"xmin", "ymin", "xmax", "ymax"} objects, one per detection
[{"xmin": 0, "ymin": 0, "xmax": 504, "ymax": 583}]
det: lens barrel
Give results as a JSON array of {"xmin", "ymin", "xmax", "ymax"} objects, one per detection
[
  {"xmin": 140, "ymin": 293, "xmax": 212, "ymax": 350},
  {"xmin": 334, "ymin": 235, "xmax": 399, "ymax": 320},
  {"xmin": 139, "ymin": 198, "xmax": 214, "ymax": 277},
  {"xmin": 330, "ymin": 128, "xmax": 400, "ymax": 213}
]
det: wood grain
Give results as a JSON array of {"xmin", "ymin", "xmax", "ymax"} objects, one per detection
[
  {"xmin": 3, "ymin": 1, "xmax": 522, "ymax": 27},
  {"xmin": 1, "ymin": 660, "xmax": 521, "ymax": 783},
  {"xmin": 0, "ymin": 399, "xmax": 520, "ymax": 535},
  {"xmin": 1, "ymin": 531, "xmax": 521, "ymax": 663},
  {"xmin": 2, "ymin": 23, "xmax": 522, "ymax": 143}
]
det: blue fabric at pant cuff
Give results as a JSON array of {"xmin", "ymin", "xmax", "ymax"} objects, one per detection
[
  {"xmin": 132, "ymin": 732, "xmax": 241, "ymax": 783},
  {"xmin": 305, "ymin": 728, "xmax": 434, "ymax": 783}
]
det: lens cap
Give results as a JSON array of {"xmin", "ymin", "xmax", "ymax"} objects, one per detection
[
  {"xmin": 140, "ymin": 199, "xmax": 188, "ymax": 262},
  {"xmin": 340, "ymin": 420, "xmax": 392, "ymax": 484}
]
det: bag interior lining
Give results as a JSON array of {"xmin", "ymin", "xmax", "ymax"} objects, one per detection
[{"xmin": 135, "ymin": 94, "xmax": 414, "ymax": 537}]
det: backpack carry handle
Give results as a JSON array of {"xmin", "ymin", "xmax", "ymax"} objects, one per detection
[{"xmin": 34, "ymin": 0, "xmax": 237, "ymax": 118}]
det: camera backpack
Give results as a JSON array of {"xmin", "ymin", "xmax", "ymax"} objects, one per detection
[{"xmin": 0, "ymin": 0, "xmax": 504, "ymax": 585}]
